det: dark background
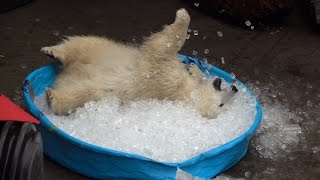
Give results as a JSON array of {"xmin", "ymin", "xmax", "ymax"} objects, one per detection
[{"xmin": 0, "ymin": 0, "xmax": 319, "ymax": 179}]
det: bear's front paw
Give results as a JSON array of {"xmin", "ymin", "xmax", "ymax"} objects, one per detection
[{"xmin": 46, "ymin": 88, "xmax": 61, "ymax": 115}]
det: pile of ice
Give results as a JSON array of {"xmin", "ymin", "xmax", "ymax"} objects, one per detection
[
  {"xmin": 34, "ymin": 81, "xmax": 257, "ymax": 163},
  {"xmin": 175, "ymin": 168, "xmax": 244, "ymax": 180},
  {"xmin": 248, "ymin": 82, "xmax": 303, "ymax": 159}
]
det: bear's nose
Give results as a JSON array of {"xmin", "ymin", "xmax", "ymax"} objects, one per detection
[{"xmin": 213, "ymin": 78, "xmax": 222, "ymax": 91}]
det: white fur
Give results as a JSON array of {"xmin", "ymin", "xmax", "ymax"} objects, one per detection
[{"xmin": 42, "ymin": 9, "xmax": 236, "ymax": 118}]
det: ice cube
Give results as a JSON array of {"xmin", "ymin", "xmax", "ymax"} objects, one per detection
[
  {"xmin": 193, "ymin": 30, "xmax": 199, "ymax": 36},
  {"xmin": 221, "ymin": 57, "xmax": 225, "ymax": 64},
  {"xmin": 245, "ymin": 20, "xmax": 251, "ymax": 26}
]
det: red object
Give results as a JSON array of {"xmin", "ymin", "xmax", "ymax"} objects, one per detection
[{"xmin": 0, "ymin": 94, "xmax": 39, "ymax": 124}]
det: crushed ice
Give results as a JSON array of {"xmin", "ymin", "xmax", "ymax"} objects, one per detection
[
  {"xmin": 247, "ymin": 82, "xmax": 303, "ymax": 159},
  {"xmin": 34, "ymin": 79, "xmax": 257, "ymax": 163}
]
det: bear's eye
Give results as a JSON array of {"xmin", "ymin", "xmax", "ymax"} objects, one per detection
[{"xmin": 213, "ymin": 78, "xmax": 222, "ymax": 91}]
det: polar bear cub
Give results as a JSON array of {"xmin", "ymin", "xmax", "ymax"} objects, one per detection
[{"xmin": 41, "ymin": 9, "xmax": 238, "ymax": 118}]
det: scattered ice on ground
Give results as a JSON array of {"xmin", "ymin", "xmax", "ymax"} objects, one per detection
[
  {"xmin": 175, "ymin": 169, "xmax": 246, "ymax": 180},
  {"xmin": 204, "ymin": 49, "xmax": 209, "ymax": 54},
  {"xmin": 175, "ymin": 169, "xmax": 204, "ymax": 180},
  {"xmin": 212, "ymin": 174, "xmax": 245, "ymax": 180},
  {"xmin": 312, "ymin": 146, "xmax": 320, "ymax": 154},
  {"xmin": 244, "ymin": 171, "xmax": 251, "ymax": 178},
  {"xmin": 35, "ymin": 79, "xmax": 257, "ymax": 163},
  {"xmin": 247, "ymin": 82, "xmax": 303, "ymax": 159},
  {"xmin": 217, "ymin": 31, "xmax": 223, "ymax": 37}
]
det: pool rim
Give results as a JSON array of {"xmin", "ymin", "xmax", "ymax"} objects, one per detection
[{"xmin": 22, "ymin": 56, "xmax": 262, "ymax": 168}]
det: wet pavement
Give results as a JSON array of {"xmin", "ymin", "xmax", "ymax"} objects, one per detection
[{"xmin": 0, "ymin": 0, "xmax": 319, "ymax": 179}]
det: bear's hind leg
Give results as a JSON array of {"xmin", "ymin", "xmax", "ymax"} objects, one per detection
[
  {"xmin": 41, "ymin": 44, "xmax": 66, "ymax": 62},
  {"xmin": 46, "ymin": 85, "xmax": 105, "ymax": 115},
  {"xmin": 142, "ymin": 8, "xmax": 190, "ymax": 56}
]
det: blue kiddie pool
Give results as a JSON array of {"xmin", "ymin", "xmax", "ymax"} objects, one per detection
[{"xmin": 23, "ymin": 54, "xmax": 262, "ymax": 180}]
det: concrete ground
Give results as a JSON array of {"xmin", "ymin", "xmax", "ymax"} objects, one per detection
[{"xmin": 0, "ymin": 0, "xmax": 319, "ymax": 179}]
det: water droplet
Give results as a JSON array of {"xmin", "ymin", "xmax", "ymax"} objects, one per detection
[{"xmin": 245, "ymin": 171, "xmax": 251, "ymax": 177}]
